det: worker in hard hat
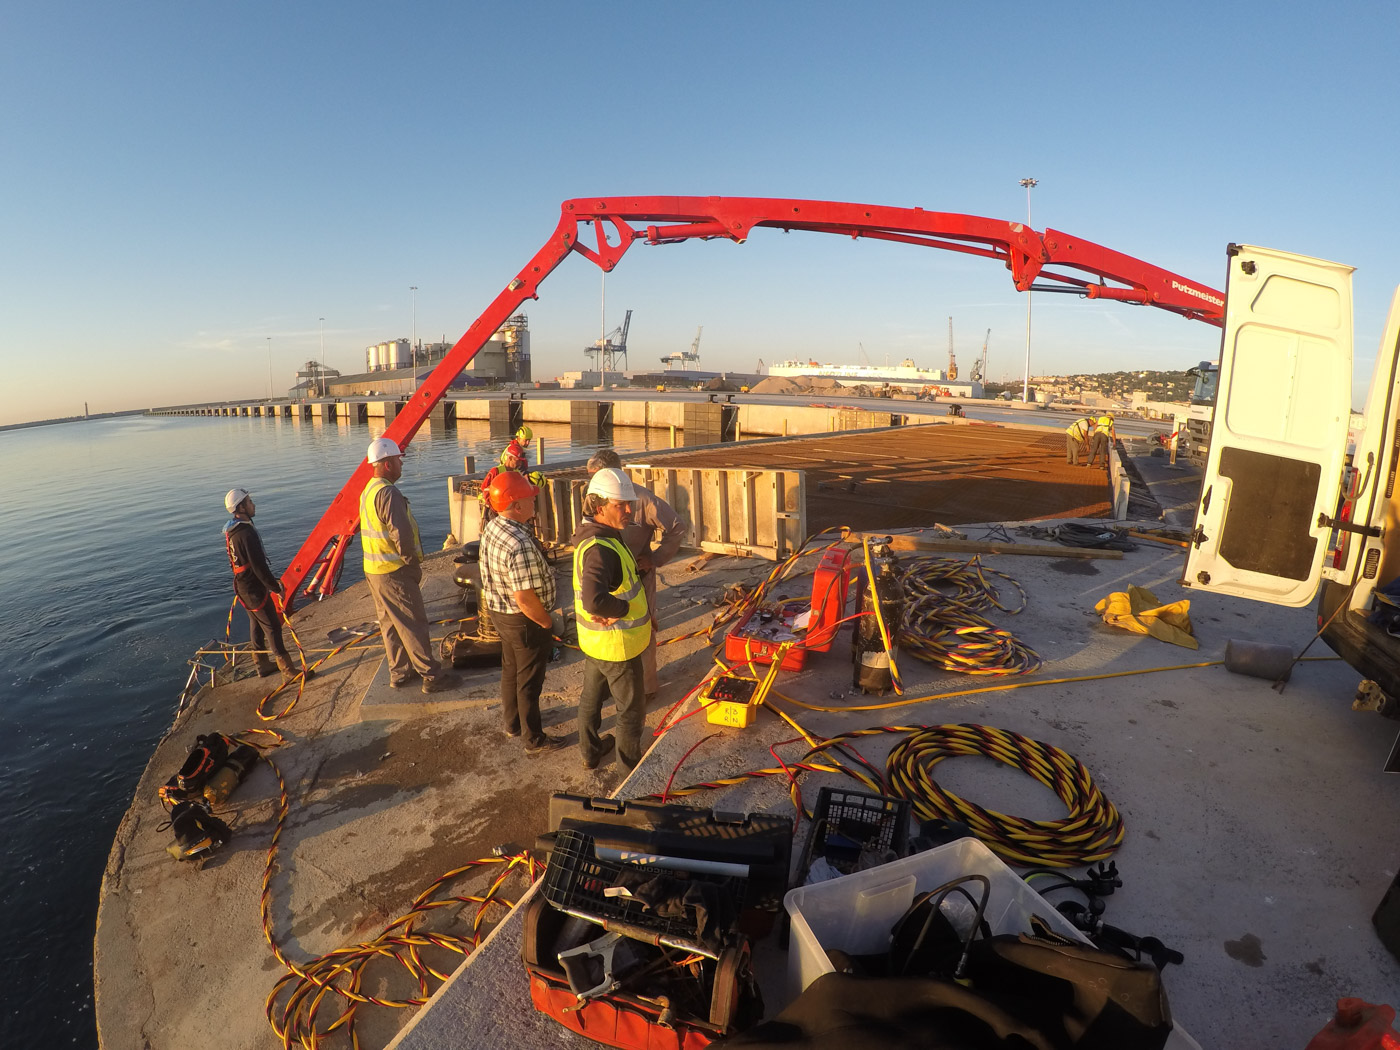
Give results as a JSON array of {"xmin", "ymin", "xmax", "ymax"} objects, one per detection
[
  {"xmin": 1088, "ymin": 412, "xmax": 1116, "ymax": 468},
  {"xmin": 571, "ymin": 467, "xmax": 651, "ymax": 771},
  {"xmin": 478, "ymin": 445, "xmax": 528, "ymax": 522},
  {"xmin": 361, "ymin": 437, "xmax": 456, "ymax": 693},
  {"xmin": 587, "ymin": 449, "xmax": 685, "ymax": 702},
  {"xmin": 1065, "ymin": 415, "xmax": 1095, "ymax": 466},
  {"xmin": 479, "ymin": 471, "xmax": 566, "ymax": 754},
  {"xmin": 223, "ymin": 488, "xmax": 313, "ymax": 685}
]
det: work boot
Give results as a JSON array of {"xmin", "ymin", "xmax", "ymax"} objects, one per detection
[
  {"xmin": 584, "ymin": 734, "xmax": 616, "ymax": 771},
  {"xmin": 255, "ymin": 656, "xmax": 278, "ymax": 678},
  {"xmin": 277, "ymin": 656, "xmax": 315, "ymax": 685},
  {"xmin": 421, "ymin": 671, "xmax": 458, "ymax": 695}
]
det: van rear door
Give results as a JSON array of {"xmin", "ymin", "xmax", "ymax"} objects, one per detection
[{"xmin": 1181, "ymin": 245, "xmax": 1354, "ymax": 607}]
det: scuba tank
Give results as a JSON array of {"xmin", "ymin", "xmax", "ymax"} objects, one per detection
[
  {"xmin": 202, "ymin": 742, "xmax": 261, "ymax": 805},
  {"xmin": 159, "ymin": 733, "xmax": 233, "ymax": 805},
  {"xmin": 852, "ymin": 544, "xmax": 905, "ymax": 695}
]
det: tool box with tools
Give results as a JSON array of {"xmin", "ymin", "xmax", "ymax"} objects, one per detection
[
  {"xmin": 524, "ymin": 795, "xmax": 792, "ymax": 1048},
  {"xmin": 723, "ymin": 549, "xmax": 851, "ymax": 671}
]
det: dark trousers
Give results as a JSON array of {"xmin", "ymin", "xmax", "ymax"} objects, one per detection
[
  {"xmin": 241, "ymin": 592, "xmax": 289, "ymax": 669},
  {"xmin": 1088, "ymin": 432, "xmax": 1109, "ymax": 466},
  {"xmin": 494, "ymin": 611, "xmax": 552, "ymax": 746},
  {"xmin": 578, "ymin": 654, "xmax": 646, "ymax": 769},
  {"xmin": 1065, "ymin": 434, "xmax": 1087, "ymax": 465}
]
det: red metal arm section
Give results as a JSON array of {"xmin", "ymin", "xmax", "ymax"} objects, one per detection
[{"xmin": 281, "ymin": 195, "xmax": 1223, "ymax": 599}]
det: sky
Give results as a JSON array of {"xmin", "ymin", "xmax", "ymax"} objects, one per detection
[{"xmin": 3, "ymin": 1, "xmax": 1398, "ymax": 426}]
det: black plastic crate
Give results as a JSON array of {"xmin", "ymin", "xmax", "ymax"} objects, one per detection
[
  {"xmin": 798, "ymin": 787, "xmax": 912, "ymax": 881},
  {"xmin": 541, "ymin": 829, "xmax": 747, "ymax": 952}
]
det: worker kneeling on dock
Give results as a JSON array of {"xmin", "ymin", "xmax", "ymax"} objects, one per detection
[
  {"xmin": 571, "ymin": 467, "xmax": 650, "ymax": 771},
  {"xmin": 361, "ymin": 437, "xmax": 456, "ymax": 694}
]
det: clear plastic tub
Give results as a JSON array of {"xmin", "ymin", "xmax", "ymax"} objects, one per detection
[{"xmin": 782, "ymin": 837, "xmax": 1201, "ymax": 1049}]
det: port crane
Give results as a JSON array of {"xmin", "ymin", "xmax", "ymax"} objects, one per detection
[
  {"xmin": 282, "ymin": 195, "xmax": 1224, "ymax": 599},
  {"xmin": 946, "ymin": 317, "xmax": 958, "ymax": 381},
  {"xmin": 971, "ymin": 329, "xmax": 990, "ymax": 383},
  {"xmin": 660, "ymin": 325, "xmax": 702, "ymax": 370},
  {"xmin": 585, "ymin": 308, "xmax": 631, "ymax": 372}
]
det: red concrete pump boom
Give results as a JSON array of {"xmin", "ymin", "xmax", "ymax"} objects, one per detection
[{"xmin": 281, "ymin": 195, "xmax": 1225, "ymax": 599}]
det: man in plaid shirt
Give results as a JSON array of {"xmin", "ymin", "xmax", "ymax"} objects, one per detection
[{"xmin": 480, "ymin": 472, "xmax": 566, "ymax": 754}]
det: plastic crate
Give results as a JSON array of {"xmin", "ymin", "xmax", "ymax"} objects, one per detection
[
  {"xmin": 797, "ymin": 787, "xmax": 911, "ymax": 881},
  {"xmin": 541, "ymin": 828, "xmax": 748, "ymax": 948},
  {"xmin": 782, "ymin": 837, "xmax": 1202, "ymax": 1049}
]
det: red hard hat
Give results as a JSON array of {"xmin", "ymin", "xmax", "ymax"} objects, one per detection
[{"xmin": 487, "ymin": 470, "xmax": 539, "ymax": 512}]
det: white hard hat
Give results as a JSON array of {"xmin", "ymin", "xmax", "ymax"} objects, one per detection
[
  {"xmin": 367, "ymin": 437, "xmax": 403, "ymax": 464},
  {"xmin": 586, "ymin": 467, "xmax": 636, "ymax": 502},
  {"xmin": 225, "ymin": 487, "xmax": 251, "ymax": 514}
]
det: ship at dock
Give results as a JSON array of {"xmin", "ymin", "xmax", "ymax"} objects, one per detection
[{"xmin": 766, "ymin": 358, "xmax": 984, "ymax": 397}]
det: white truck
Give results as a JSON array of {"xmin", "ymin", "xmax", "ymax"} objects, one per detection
[
  {"xmin": 1181, "ymin": 244, "xmax": 1400, "ymax": 768},
  {"xmin": 1175, "ymin": 361, "xmax": 1218, "ymax": 468}
]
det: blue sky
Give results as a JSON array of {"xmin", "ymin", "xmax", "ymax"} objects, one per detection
[{"xmin": 3, "ymin": 1, "xmax": 1397, "ymax": 425}]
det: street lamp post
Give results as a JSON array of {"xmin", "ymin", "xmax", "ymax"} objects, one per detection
[
  {"xmin": 410, "ymin": 286, "xmax": 418, "ymax": 391},
  {"xmin": 266, "ymin": 336, "xmax": 273, "ymax": 401},
  {"xmin": 1019, "ymin": 177, "xmax": 1038, "ymax": 405},
  {"xmin": 318, "ymin": 317, "xmax": 325, "ymax": 396}
]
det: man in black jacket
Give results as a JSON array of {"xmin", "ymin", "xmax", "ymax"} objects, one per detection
[
  {"xmin": 223, "ymin": 488, "xmax": 313, "ymax": 685},
  {"xmin": 570, "ymin": 468, "xmax": 651, "ymax": 771}
]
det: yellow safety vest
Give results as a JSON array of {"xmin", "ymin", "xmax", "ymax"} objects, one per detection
[
  {"xmin": 360, "ymin": 477, "xmax": 423, "ymax": 575},
  {"xmin": 573, "ymin": 536, "xmax": 650, "ymax": 662},
  {"xmin": 1066, "ymin": 419, "xmax": 1091, "ymax": 440},
  {"xmin": 1095, "ymin": 416, "xmax": 1114, "ymax": 436}
]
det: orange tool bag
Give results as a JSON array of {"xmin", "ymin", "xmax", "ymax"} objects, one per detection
[{"xmin": 522, "ymin": 828, "xmax": 764, "ymax": 1049}]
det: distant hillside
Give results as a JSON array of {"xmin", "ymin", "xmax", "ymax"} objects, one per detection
[{"xmin": 986, "ymin": 370, "xmax": 1196, "ymax": 402}]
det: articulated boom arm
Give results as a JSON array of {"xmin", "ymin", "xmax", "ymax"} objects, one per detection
[{"xmin": 282, "ymin": 195, "xmax": 1224, "ymax": 599}]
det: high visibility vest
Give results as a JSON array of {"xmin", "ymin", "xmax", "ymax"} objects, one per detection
[
  {"xmin": 1095, "ymin": 416, "xmax": 1114, "ymax": 436},
  {"xmin": 573, "ymin": 535, "xmax": 650, "ymax": 662},
  {"xmin": 1066, "ymin": 419, "xmax": 1091, "ymax": 440},
  {"xmin": 360, "ymin": 477, "xmax": 422, "ymax": 575}
]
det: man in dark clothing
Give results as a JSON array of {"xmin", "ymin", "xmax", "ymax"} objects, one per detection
[
  {"xmin": 586, "ymin": 449, "xmax": 686, "ymax": 699},
  {"xmin": 570, "ymin": 468, "xmax": 651, "ymax": 771},
  {"xmin": 480, "ymin": 471, "xmax": 566, "ymax": 754},
  {"xmin": 223, "ymin": 488, "xmax": 313, "ymax": 685}
]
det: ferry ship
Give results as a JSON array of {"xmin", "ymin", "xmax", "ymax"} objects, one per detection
[{"xmin": 767, "ymin": 358, "xmax": 947, "ymax": 389}]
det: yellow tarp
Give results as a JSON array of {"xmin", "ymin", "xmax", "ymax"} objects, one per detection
[{"xmin": 1094, "ymin": 584, "xmax": 1198, "ymax": 649}]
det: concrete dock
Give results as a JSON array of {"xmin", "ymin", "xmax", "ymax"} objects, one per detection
[{"xmin": 93, "ymin": 436, "xmax": 1400, "ymax": 1049}]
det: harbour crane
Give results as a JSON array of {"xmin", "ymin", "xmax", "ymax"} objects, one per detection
[
  {"xmin": 971, "ymin": 328, "xmax": 989, "ymax": 383},
  {"xmin": 946, "ymin": 317, "xmax": 958, "ymax": 381},
  {"xmin": 660, "ymin": 324, "xmax": 702, "ymax": 370},
  {"xmin": 585, "ymin": 308, "xmax": 632, "ymax": 372}
]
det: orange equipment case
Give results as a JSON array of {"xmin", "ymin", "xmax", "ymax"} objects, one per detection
[{"xmin": 723, "ymin": 548, "xmax": 849, "ymax": 669}]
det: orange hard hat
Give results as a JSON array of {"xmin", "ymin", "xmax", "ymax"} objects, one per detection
[{"xmin": 487, "ymin": 470, "xmax": 539, "ymax": 512}]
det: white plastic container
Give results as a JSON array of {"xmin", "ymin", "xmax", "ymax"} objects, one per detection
[{"xmin": 782, "ymin": 837, "xmax": 1201, "ymax": 1049}]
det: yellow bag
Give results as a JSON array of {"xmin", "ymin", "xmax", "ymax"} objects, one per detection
[{"xmin": 1094, "ymin": 584, "xmax": 1197, "ymax": 649}]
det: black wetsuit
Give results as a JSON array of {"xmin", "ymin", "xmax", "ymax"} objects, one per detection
[{"xmin": 224, "ymin": 517, "xmax": 291, "ymax": 668}]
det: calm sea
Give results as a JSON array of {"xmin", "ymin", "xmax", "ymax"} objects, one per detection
[{"xmin": 0, "ymin": 411, "xmax": 666, "ymax": 1047}]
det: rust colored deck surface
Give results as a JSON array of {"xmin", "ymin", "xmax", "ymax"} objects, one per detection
[{"xmin": 631, "ymin": 422, "xmax": 1111, "ymax": 535}]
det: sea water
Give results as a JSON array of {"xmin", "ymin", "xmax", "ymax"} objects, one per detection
[{"xmin": 0, "ymin": 412, "xmax": 664, "ymax": 1046}]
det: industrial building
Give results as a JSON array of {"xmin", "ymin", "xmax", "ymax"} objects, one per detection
[{"xmin": 319, "ymin": 315, "xmax": 532, "ymax": 398}]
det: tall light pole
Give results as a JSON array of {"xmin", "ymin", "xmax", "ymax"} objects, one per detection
[
  {"xmin": 410, "ymin": 286, "xmax": 418, "ymax": 391},
  {"xmin": 1019, "ymin": 177, "xmax": 1038, "ymax": 404},
  {"xmin": 318, "ymin": 317, "xmax": 325, "ymax": 396},
  {"xmin": 266, "ymin": 336, "xmax": 273, "ymax": 401}
]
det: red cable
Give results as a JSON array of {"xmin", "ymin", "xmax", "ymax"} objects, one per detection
[{"xmin": 662, "ymin": 732, "xmax": 723, "ymax": 803}]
